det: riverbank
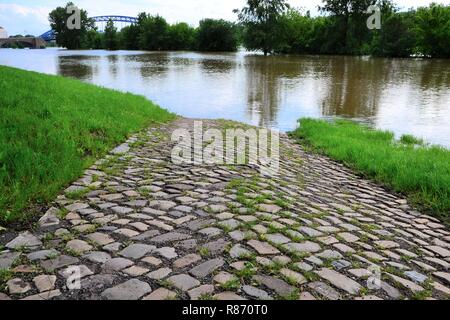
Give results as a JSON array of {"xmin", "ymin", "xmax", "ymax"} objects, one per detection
[
  {"xmin": 1, "ymin": 118, "xmax": 449, "ymax": 301},
  {"xmin": 0, "ymin": 65, "xmax": 175, "ymax": 225},
  {"xmin": 291, "ymin": 119, "xmax": 450, "ymax": 224}
]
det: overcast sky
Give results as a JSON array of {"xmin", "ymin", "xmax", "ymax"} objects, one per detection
[{"xmin": 1, "ymin": 0, "xmax": 448, "ymax": 36}]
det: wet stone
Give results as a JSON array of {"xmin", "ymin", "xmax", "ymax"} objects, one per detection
[
  {"xmin": 387, "ymin": 274, "xmax": 424, "ymax": 293},
  {"xmin": 123, "ymin": 266, "xmax": 150, "ymax": 276},
  {"xmin": 404, "ymin": 271, "xmax": 428, "ymax": 284},
  {"xmin": 144, "ymin": 288, "xmax": 177, "ymax": 300},
  {"xmin": 0, "ymin": 252, "xmax": 21, "ymax": 269},
  {"xmin": 101, "ymin": 279, "xmax": 151, "ymax": 300},
  {"xmin": 103, "ymin": 258, "xmax": 134, "ymax": 271},
  {"xmin": 66, "ymin": 240, "xmax": 93, "ymax": 254},
  {"xmin": 114, "ymin": 228, "xmax": 140, "ymax": 238},
  {"xmin": 308, "ymin": 281, "xmax": 340, "ymax": 300},
  {"xmin": 154, "ymin": 247, "xmax": 178, "ymax": 259},
  {"xmin": 258, "ymin": 204, "xmax": 282, "ymax": 214},
  {"xmin": 265, "ymin": 233, "xmax": 291, "ymax": 245},
  {"xmin": 6, "ymin": 232, "xmax": 42, "ymax": 250},
  {"xmin": 174, "ymin": 254, "xmax": 202, "ymax": 269},
  {"xmin": 168, "ymin": 274, "xmax": 200, "ymax": 291},
  {"xmin": 242, "ymin": 285, "xmax": 272, "ymax": 300},
  {"xmin": 119, "ymin": 244, "xmax": 155, "ymax": 259},
  {"xmin": 247, "ymin": 240, "xmax": 280, "ymax": 255},
  {"xmin": 150, "ymin": 232, "xmax": 191, "ymax": 244},
  {"xmin": 83, "ymin": 251, "xmax": 112, "ymax": 264},
  {"xmin": 103, "ymin": 242, "xmax": 122, "ymax": 252},
  {"xmin": 33, "ymin": 275, "xmax": 56, "ymax": 292},
  {"xmin": 202, "ymin": 239, "xmax": 230, "ymax": 255},
  {"xmin": 60, "ymin": 265, "xmax": 94, "ymax": 279},
  {"xmin": 198, "ymin": 227, "xmax": 222, "ymax": 237},
  {"xmin": 331, "ymin": 260, "xmax": 351, "ymax": 271},
  {"xmin": 86, "ymin": 232, "xmax": 115, "ymax": 246},
  {"xmin": 31, "ymin": 246, "xmax": 60, "ymax": 261},
  {"xmin": 252, "ymin": 275, "xmax": 296, "ymax": 297},
  {"xmin": 280, "ymin": 268, "xmax": 307, "ymax": 285},
  {"xmin": 214, "ymin": 272, "xmax": 238, "ymax": 285},
  {"xmin": 147, "ymin": 267, "xmax": 172, "ymax": 280},
  {"xmin": 188, "ymin": 285, "xmax": 215, "ymax": 300},
  {"xmin": 7, "ymin": 278, "xmax": 32, "ymax": 294},
  {"xmin": 230, "ymin": 244, "xmax": 252, "ymax": 259},
  {"xmin": 433, "ymin": 272, "xmax": 450, "ymax": 285},
  {"xmin": 317, "ymin": 250, "xmax": 343, "ymax": 260},
  {"xmin": 283, "ymin": 242, "xmax": 321, "ymax": 254},
  {"xmin": 219, "ymin": 219, "xmax": 240, "ymax": 230},
  {"xmin": 189, "ymin": 258, "xmax": 224, "ymax": 278},
  {"xmin": 214, "ymin": 292, "xmax": 247, "ymax": 300},
  {"xmin": 41, "ymin": 255, "xmax": 79, "ymax": 272},
  {"xmin": 315, "ymin": 268, "xmax": 362, "ymax": 294}
]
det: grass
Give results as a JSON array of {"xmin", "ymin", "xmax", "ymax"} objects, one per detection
[
  {"xmin": 0, "ymin": 65, "xmax": 175, "ymax": 224},
  {"xmin": 291, "ymin": 118, "xmax": 450, "ymax": 223}
]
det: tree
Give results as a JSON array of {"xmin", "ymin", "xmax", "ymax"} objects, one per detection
[
  {"xmin": 197, "ymin": 19, "xmax": 238, "ymax": 52},
  {"xmin": 166, "ymin": 23, "xmax": 197, "ymax": 50},
  {"xmin": 49, "ymin": 2, "xmax": 94, "ymax": 49},
  {"xmin": 86, "ymin": 29, "xmax": 103, "ymax": 49},
  {"xmin": 138, "ymin": 14, "xmax": 169, "ymax": 51},
  {"xmin": 120, "ymin": 24, "xmax": 140, "ymax": 50},
  {"xmin": 235, "ymin": 0, "xmax": 290, "ymax": 55},
  {"xmin": 104, "ymin": 19, "xmax": 118, "ymax": 50},
  {"xmin": 276, "ymin": 9, "xmax": 316, "ymax": 54},
  {"xmin": 415, "ymin": 3, "xmax": 450, "ymax": 58},
  {"xmin": 370, "ymin": 11, "xmax": 416, "ymax": 57},
  {"xmin": 319, "ymin": 0, "xmax": 377, "ymax": 54}
]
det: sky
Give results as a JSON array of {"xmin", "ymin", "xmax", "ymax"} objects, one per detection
[{"xmin": 0, "ymin": 0, "xmax": 448, "ymax": 36}]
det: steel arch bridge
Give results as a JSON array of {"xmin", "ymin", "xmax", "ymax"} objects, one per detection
[{"xmin": 39, "ymin": 15, "xmax": 138, "ymax": 41}]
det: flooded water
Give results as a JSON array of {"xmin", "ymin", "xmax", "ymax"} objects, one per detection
[{"xmin": 1, "ymin": 48, "xmax": 449, "ymax": 147}]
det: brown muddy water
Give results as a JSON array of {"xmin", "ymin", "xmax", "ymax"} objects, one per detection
[{"xmin": 1, "ymin": 48, "xmax": 449, "ymax": 147}]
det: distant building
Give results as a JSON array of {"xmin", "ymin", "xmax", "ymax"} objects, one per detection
[{"xmin": 0, "ymin": 26, "xmax": 7, "ymax": 39}]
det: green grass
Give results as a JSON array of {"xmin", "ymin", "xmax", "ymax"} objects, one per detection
[
  {"xmin": 0, "ymin": 66, "xmax": 175, "ymax": 224},
  {"xmin": 291, "ymin": 118, "xmax": 450, "ymax": 222}
]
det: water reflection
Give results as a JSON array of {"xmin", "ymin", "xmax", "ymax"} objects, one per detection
[
  {"xmin": 0, "ymin": 49, "xmax": 449, "ymax": 147},
  {"xmin": 57, "ymin": 55, "xmax": 97, "ymax": 80}
]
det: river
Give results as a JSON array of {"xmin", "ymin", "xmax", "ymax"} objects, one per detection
[{"xmin": 1, "ymin": 48, "xmax": 449, "ymax": 147}]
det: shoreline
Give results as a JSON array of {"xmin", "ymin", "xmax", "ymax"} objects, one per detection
[{"xmin": 1, "ymin": 117, "xmax": 449, "ymax": 300}]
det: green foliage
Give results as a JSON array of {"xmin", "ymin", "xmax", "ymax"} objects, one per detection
[
  {"xmin": 104, "ymin": 19, "xmax": 118, "ymax": 50},
  {"xmin": 271, "ymin": 1, "xmax": 450, "ymax": 58},
  {"xmin": 46, "ymin": 1, "xmax": 450, "ymax": 57},
  {"xmin": 85, "ymin": 29, "xmax": 103, "ymax": 49},
  {"xmin": 197, "ymin": 19, "xmax": 238, "ymax": 52},
  {"xmin": 0, "ymin": 66, "xmax": 174, "ymax": 224},
  {"xmin": 414, "ymin": 3, "xmax": 450, "ymax": 58},
  {"xmin": 138, "ymin": 13, "xmax": 169, "ymax": 51},
  {"xmin": 49, "ymin": 2, "xmax": 95, "ymax": 49},
  {"xmin": 291, "ymin": 119, "xmax": 450, "ymax": 222},
  {"xmin": 370, "ymin": 11, "xmax": 416, "ymax": 57},
  {"xmin": 235, "ymin": 0, "xmax": 290, "ymax": 55},
  {"xmin": 167, "ymin": 22, "xmax": 197, "ymax": 50}
]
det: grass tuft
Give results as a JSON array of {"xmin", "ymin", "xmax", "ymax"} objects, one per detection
[
  {"xmin": 291, "ymin": 118, "xmax": 450, "ymax": 223},
  {"xmin": 0, "ymin": 66, "xmax": 175, "ymax": 224}
]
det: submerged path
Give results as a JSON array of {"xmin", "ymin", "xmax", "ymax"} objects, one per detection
[{"xmin": 1, "ymin": 118, "xmax": 449, "ymax": 300}]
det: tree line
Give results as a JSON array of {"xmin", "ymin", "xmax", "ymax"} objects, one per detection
[
  {"xmin": 49, "ymin": 3, "xmax": 239, "ymax": 52},
  {"xmin": 49, "ymin": 1, "xmax": 450, "ymax": 58}
]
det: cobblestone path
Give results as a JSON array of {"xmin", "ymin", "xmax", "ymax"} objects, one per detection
[{"xmin": 1, "ymin": 119, "xmax": 449, "ymax": 300}]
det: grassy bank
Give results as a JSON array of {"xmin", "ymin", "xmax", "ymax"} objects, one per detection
[
  {"xmin": 0, "ymin": 66, "xmax": 175, "ymax": 224},
  {"xmin": 291, "ymin": 119, "xmax": 450, "ymax": 222}
]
